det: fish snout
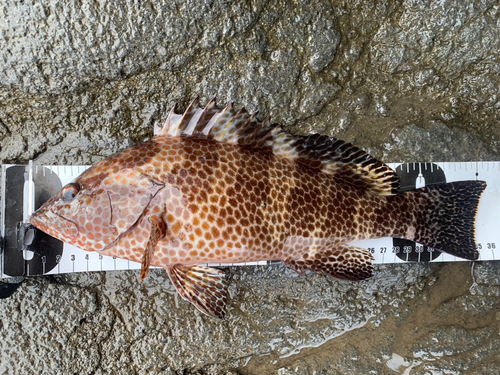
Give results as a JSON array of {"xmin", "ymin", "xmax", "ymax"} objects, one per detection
[{"xmin": 29, "ymin": 209, "xmax": 79, "ymax": 244}]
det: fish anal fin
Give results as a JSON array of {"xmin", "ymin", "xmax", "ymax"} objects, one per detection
[
  {"xmin": 140, "ymin": 215, "xmax": 167, "ymax": 281},
  {"xmin": 165, "ymin": 265, "xmax": 228, "ymax": 320},
  {"xmin": 283, "ymin": 245, "xmax": 374, "ymax": 281}
]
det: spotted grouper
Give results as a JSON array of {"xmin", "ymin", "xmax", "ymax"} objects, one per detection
[{"xmin": 30, "ymin": 97, "xmax": 487, "ymax": 319}]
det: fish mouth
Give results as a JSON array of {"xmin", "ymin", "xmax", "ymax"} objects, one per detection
[
  {"xmin": 29, "ymin": 212, "xmax": 49, "ymax": 233},
  {"xmin": 29, "ymin": 209, "xmax": 79, "ymax": 245}
]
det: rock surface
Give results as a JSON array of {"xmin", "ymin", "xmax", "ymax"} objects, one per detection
[{"xmin": 1, "ymin": 0, "xmax": 500, "ymax": 374}]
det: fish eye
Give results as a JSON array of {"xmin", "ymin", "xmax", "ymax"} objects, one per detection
[{"xmin": 62, "ymin": 182, "xmax": 80, "ymax": 201}]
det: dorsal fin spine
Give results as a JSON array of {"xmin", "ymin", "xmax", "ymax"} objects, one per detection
[
  {"xmin": 178, "ymin": 96, "xmax": 200, "ymax": 134},
  {"xmin": 183, "ymin": 108, "xmax": 204, "ymax": 135},
  {"xmin": 203, "ymin": 112, "xmax": 221, "ymax": 135},
  {"xmin": 162, "ymin": 103, "xmax": 181, "ymax": 136},
  {"xmin": 192, "ymin": 97, "xmax": 218, "ymax": 135}
]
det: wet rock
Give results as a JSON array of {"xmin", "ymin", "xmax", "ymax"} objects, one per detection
[
  {"xmin": 383, "ymin": 121, "xmax": 497, "ymax": 162},
  {"xmin": 0, "ymin": 0, "xmax": 500, "ymax": 374},
  {"xmin": 306, "ymin": 10, "xmax": 340, "ymax": 72},
  {"xmin": 0, "ymin": 264, "xmax": 437, "ymax": 374}
]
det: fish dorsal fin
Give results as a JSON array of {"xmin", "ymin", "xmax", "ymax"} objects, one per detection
[
  {"xmin": 165, "ymin": 265, "xmax": 228, "ymax": 320},
  {"xmin": 276, "ymin": 132, "xmax": 400, "ymax": 195},
  {"xmin": 156, "ymin": 97, "xmax": 399, "ymax": 196}
]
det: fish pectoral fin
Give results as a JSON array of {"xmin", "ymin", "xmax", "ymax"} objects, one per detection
[
  {"xmin": 140, "ymin": 215, "xmax": 166, "ymax": 281},
  {"xmin": 283, "ymin": 244, "xmax": 374, "ymax": 281},
  {"xmin": 165, "ymin": 265, "xmax": 228, "ymax": 320}
]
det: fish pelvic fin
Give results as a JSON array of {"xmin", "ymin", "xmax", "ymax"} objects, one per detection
[
  {"xmin": 283, "ymin": 245, "xmax": 374, "ymax": 281},
  {"xmin": 394, "ymin": 180, "xmax": 487, "ymax": 260},
  {"xmin": 140, "ymin": 215, "xmax": 167, "ymax": 281},
  {"xmin": 156, "ymin": 97, "xmax": 399, "ymax": 196},
  {"xmin": 165, "ymin": 265, "xmax": 228, "ymax": 320}
]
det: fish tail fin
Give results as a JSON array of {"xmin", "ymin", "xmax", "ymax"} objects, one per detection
[{"xmin": 397, "ymin": 180, "xmax": 486, "ymax": 260}]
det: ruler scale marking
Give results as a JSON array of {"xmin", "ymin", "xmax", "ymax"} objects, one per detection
[{"xmin": 1, "ymin": 162, "xmax": 499, "ymax": 278}]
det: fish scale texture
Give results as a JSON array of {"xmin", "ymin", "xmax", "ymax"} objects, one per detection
[
  {"xmin": 30, "ymin": 98, "xmax": 486, "ymax": 320},
  {"xmin": 71, "ymin": 136, "xmax": 391, "ymax": 266}
]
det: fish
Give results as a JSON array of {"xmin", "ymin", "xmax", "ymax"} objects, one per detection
[{"xmin": 29, "ymin": 97, "xmax": 487, "ymax": 320}]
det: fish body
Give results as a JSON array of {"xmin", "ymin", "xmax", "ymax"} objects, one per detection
[{"xmin": 30, "ymin": 97, "xmax": 487, "ymax": 319}]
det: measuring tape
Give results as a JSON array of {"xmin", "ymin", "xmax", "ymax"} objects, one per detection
[{"xmin": 1, "ymin": 161, "xmax": 499, "ymax": 278}]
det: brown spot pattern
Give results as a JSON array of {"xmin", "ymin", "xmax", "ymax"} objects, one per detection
[
  {"xmin": 31, "ymin": 133, "xmax": 486, "ymax": 268},
  {"xmin": 29, "ymin": 98, "xmax": 487, "ymax": 318},
  {"xmin": 81, "ymin": 135, "xmax": 404, "ymax": 268}
]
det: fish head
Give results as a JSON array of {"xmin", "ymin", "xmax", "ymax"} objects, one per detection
[
  {"xmin": 30, "ymin": 162, "xmax": 164, "ymax": 252},
  {"xmin": 29, "ymin": 177, "xmax": 116, "ymax": 251}
]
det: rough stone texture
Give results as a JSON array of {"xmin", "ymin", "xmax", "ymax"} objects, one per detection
[{"xmin": 1, "ymin": 0, "xmax": 500, "ymax": 374}]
